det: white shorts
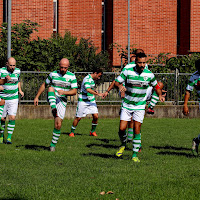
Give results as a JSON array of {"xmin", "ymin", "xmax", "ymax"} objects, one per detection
[
  {"xmin": 120, "ymin": 107, "xmax": 145, "ymax": 123},
  {"xmin": 56, "ymin": 97, "xmax": 67, "ymax": 120},
  {"xmin": 76, "ymin": 101, "xmax": 98, "ymax": 118},
  {"xmin": 146, "ymin": 86, "xmax": 153, "ymax": 101},
  {"xmin": 2, "ymin": 99, "xmax": 19, "ymax": 117}
]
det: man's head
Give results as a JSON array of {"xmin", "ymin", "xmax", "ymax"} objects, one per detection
[
  {"xmin": 7, "ymin": 57, "xmax": 16, "ymax": 73},
  {"xmin": 130, "ymin": 49, "xmax": 145, "ymax": 62},
  {"xmin": 59, "ymin": 58, "xmax": 70, "ymax": 75},
  {"xmin": 135, "ymin": 52, "xmax": 147, "ymax": 73},
  {"xmin": 92, "ymin": 67, "xmax": 103, "ymax": 80},
  {"xmin": 195, "ymin": 59, "xmax": 200, "ymax": 73}
]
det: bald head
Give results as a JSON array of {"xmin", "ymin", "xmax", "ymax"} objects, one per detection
[
  {"xmin": 7, "ymin": 57, "xmax": 16, "ymax": 73},
  {"xmin": 59, "ymin": 58, "xmax": 70, "ymax": 75}
]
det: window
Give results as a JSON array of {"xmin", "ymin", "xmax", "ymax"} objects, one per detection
[{"xmin": 53, "ymin": 0, "xmax": 58, "ymax": 33}]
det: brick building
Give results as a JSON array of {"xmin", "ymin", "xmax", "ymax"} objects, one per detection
[{"xmin": 1, "ymin": 0, "xmax": 200, "ymax": 67}]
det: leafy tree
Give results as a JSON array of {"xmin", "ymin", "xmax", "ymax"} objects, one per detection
[{"xmin": 0, "ymin": 20, "xmax": 110, "ymax": 72}]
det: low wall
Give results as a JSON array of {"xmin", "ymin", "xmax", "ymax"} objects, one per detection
[{"xmin": 16, "ymin": 105, "xmax": 200, "ymax": 119}]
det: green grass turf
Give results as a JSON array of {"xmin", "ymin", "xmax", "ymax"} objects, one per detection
[{"xmin": 1, "ymin": 118, "xmax": 200, "ymax": 200}]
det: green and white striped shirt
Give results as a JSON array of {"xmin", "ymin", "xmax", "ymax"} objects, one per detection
[
  {"xmin": 0, "ymin": 67, "xmax": 21, "ymax": 100},
  {"xmin": 45, "ymin": 70, "xmax": 78, "ymax": 102},
  {"xmin": 186, "ymin": 71, "xmax": 200, "ymax": 102},
  {"xmin": 78, "ymin": 74, "xmax": 96, "ymax": 103},
  {"xmin": 116, "ymin": 63, "xmax": 158, "ymax": 110}
]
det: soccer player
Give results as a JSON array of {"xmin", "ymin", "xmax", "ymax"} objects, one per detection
[
  {"xmin": 115, "ymin": 52, "xmax": 165, "ymax": 162},
  {"xmin": 34, "ymin": 58, "xmax": 77, "ymax": 151},
  {"xmin": 69, "ymin": 68, "xmax": 103, "ymax": 137},
  {"xmin": 183, "ymin": 59, "xmax": 200, "ymax": 156},
  {"xmin": 0, "ymin": 57, "xmax": 24, "ymax": 144}
]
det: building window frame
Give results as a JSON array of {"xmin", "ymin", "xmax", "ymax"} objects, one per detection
[{"xmin": 53, "ymin": 0, "xmax": 58, "ymax": 33}]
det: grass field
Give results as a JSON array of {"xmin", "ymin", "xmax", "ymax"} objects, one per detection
[{"xmin": 1, "ymin": 118, "xmax": 200, "ymax": 200}]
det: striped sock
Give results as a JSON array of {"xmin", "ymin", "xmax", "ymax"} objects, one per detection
[
  {"xmin": 127, "ymin": 128, "xmax": 133, "ymax": 141},
  {"xmin": 0, "ymin": 120, "xmax": 5, "ymax": 138},
  {"xmin": 48, "ymin": 92, "xmax": 56, "ymax": 110},
  {"xmin": 148, "ymin": 91, "xmax": 159, "ymax": 109},
  {"xmin": 91, "ymin": 123, "xmax": 97, "ymax": 133},
  {"xmin": 132, "ymin": 133, "xmax": 141, "ymax": 158},
  {"xmin": 50, "ymin": 128, "xmax": 61, "ymax": 147},
  {"xmin": 70, "ymin": 126, "xmax": 76, "ymax": 133},
  {"xmin": 7, "ymin": 120, "xmax": 15, "ymax": 140}
]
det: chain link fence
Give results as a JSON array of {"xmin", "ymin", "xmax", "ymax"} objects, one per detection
[{"xmin": 20, "ymin": 70, "xmax": 197, "ymax": 105}]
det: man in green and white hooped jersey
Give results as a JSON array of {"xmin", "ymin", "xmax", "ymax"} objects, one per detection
[
  {"xmin": 34, "ymin": 58, "xmax": 78, "ymax": 152},
  {"xmin": 115, "ymin": 53, "xmax": 165, "ymax": 162},
  {"xmin": 70, "ymin": 68, "xmax": 103, "ymax": 137},
  {"xmin": 183, "ymin": 59, "xmax": 200, "ymax": 156},
  {"xmin": 0, "ymin": 57, "xmax": 24, "ymax": 144}
]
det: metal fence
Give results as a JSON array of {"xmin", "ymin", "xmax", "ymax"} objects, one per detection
[{"xmin": 20, "ymin": 70, "xmax": 197, "ymax": 105}]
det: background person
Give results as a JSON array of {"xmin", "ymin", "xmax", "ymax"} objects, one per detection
[
  {"xmin": 34, "ymin": 58, "xmax": 78, "ymax": 151},
  {"xmin": 70, "ymin": 68, "xmax": 104, "ymax": 137},
  {"xmin": 0, "ymin": 57, "xmax": 24, "ymax": 144}
]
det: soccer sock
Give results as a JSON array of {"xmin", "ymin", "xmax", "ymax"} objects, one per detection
[
  {"xmin": 148, "ymin": 91, "xmax": 159, "ymax": 109},
  {"xmin": 0, "ymin": 105, "xmax": 4, "ymax": 129},
  {"xmin": 50, "ymin": 128, "xmax": 61, "ymax": 147},
  {"xmin": 127, "ymin": 128, "xmax": 133, "ymax": 141},
  {"xmin": 91, "ymin": 123, "xmax": 97, "ymax": 133},
  {"xmin": 70, "ymin": 126, "xmax": 76, "ymax": 133},
  {"xmin": 118, "ymin": 130, "xmax": 127, "ymax": 147},
  {"xmin": 132, "ymin": 133, "xmax": 141, "ymax": 158},
  {"xmin": 0, "ymin": 120, "xmax": 5, "ymax": 138},
  {"xmin": 48, "ymin": 91, "xmax": 56, "ymax": 110},
  {"xmin": 7, "ymin": 120, "xmax": 15, "ymax": 140}
]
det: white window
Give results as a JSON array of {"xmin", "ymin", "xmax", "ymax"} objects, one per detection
[{"xmin": 53, "ymin": 0, "xmax": 58, "ymax": 33}]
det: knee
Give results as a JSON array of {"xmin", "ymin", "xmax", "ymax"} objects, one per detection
[
  {"xmin": 9, "ymin": 116, "xmax": 15, "ymax": 121},
  {"xmin": 48, "ymin": 87, "xmax": 55, "ymax": 92},
  {"xmin": 55, "ymin": 123, "xmax": 61, "ymax": 130}
]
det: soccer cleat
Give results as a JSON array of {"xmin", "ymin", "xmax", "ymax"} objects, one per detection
[
  {"xmin": 192, "ymin": 138, "xmax": 199, "ymax": 156},
  {"xmin": 116, "ymin": 146, "xmax": 125, "ymax": 157},
  {"xmin": 69, "ymin": 133, "xmax": 75, "ymax": 137},
  {"xmin": 138, "ymin": 146, "xmax": 142, "ymax": 152},
  {"xmin": 147, "ymin": 107, "xmax": 154, "ymax": 115},
  {"xmin": 52, "ymin": 108, "xmax": 58, "ymax": 118},
  {"xmin": 90, "ymin": 131, "xmax": 97, "ymax": 137},
  {"xmin": 132, "ymin": 157, "xmax": 140, "ymax": 162},
  {"xmin": 50, "ymin": 146, "xmax": 56, "ymax": 152},
  {"xmin": 0, "ymin": 137, "xmax": 3, "ymax": 144},
  {"xmin": 6, "ymin": 138, "xmax": 12, "ymax": 144}
]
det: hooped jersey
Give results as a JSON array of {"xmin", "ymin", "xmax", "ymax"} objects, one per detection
[
  {"xmin": 78, "ymin": 74, "xmax": 96, "ymax": 103},
  {"xmin": 115, "ymin": 63, "xmax": 157, "ymax": 110},
  {"xmin": 0, "ymin": 67, "xmax": 21, "ymax": 100},
  {"xmin": 186, "ymin": 70, "xmax": 200, "ymax": 102},
  {"xmin": 45, "ymin": 70, "xmax": 78, "ymax": 103}
]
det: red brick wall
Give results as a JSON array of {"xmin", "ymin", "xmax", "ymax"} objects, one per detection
[
  {"xmin": 12, "ymin": 0, "xmax": 53, "ymax": 39},
  {"xmin": 190, "ymin": 0, "xmax": 200, "ymax": 52},
  {"xmin": 58, "ymin": 0, "xmax": 102, "ymax": 52},
  {"xmin": 113, "ymin": 0, "xmax": 177, "ymax": 66}
]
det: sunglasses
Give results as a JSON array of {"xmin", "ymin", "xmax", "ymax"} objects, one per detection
[{"xmin": 9, "ymin": 65, "xmax": 15, "ymax": 66}]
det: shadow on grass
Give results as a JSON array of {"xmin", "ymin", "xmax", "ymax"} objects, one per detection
[
  {"xmin": 150, "ymin": 145, "xmax": 195, "ymax": 158},
  {"xmin": 62, "ymin": 132, "xmax": 83, "ymax": 136},
  {"xmin": 157, "ymin": 151, "xmax": 195, "ymax": 158},
  {"xmin": 82, "ymin": 152, "xmax": 130, "ymax": 160},
  {"xmin": 0, "ymin": 196, "xmax": 27, "ymax": 200},
  {"xmin": 16, "ymin": 144, "xmax": 49, "ymax": 151},
  {"xmin": 86, "ymin": 143, "xmax": 132, "ymax": 151},
  {"xmin": 95, "ymin": 138, "xmax": 118, "ymax": 143},
  {"xmin": 150, "ymin": 145, "xmax": 191, "ymax": 151}
]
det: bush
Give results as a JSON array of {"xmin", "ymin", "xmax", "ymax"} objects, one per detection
[{"xmin": 0, "ymin": 20, "xmax": 110, "ymax": 72}]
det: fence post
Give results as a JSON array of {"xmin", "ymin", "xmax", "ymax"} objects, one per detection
[{"xmin": 175, "ymin": 68, "xmax": 179, "ymax": 105}]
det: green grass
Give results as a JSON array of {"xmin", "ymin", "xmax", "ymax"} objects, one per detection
[{"xmin": 1, "ymin": 118, "xmax": 200, "ymax": 200}]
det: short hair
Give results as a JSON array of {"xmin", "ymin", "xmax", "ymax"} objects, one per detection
[
  {"xmin": 93, "ymin": 67, "xmax": 103, "ymax": 74},
  {"xmin": 135, "ymin": 52, "xmax": 147, "ymax": 61},
  {"xmin": 134, "ymin": 49, "xmax": 144, "ymax": 55}
]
